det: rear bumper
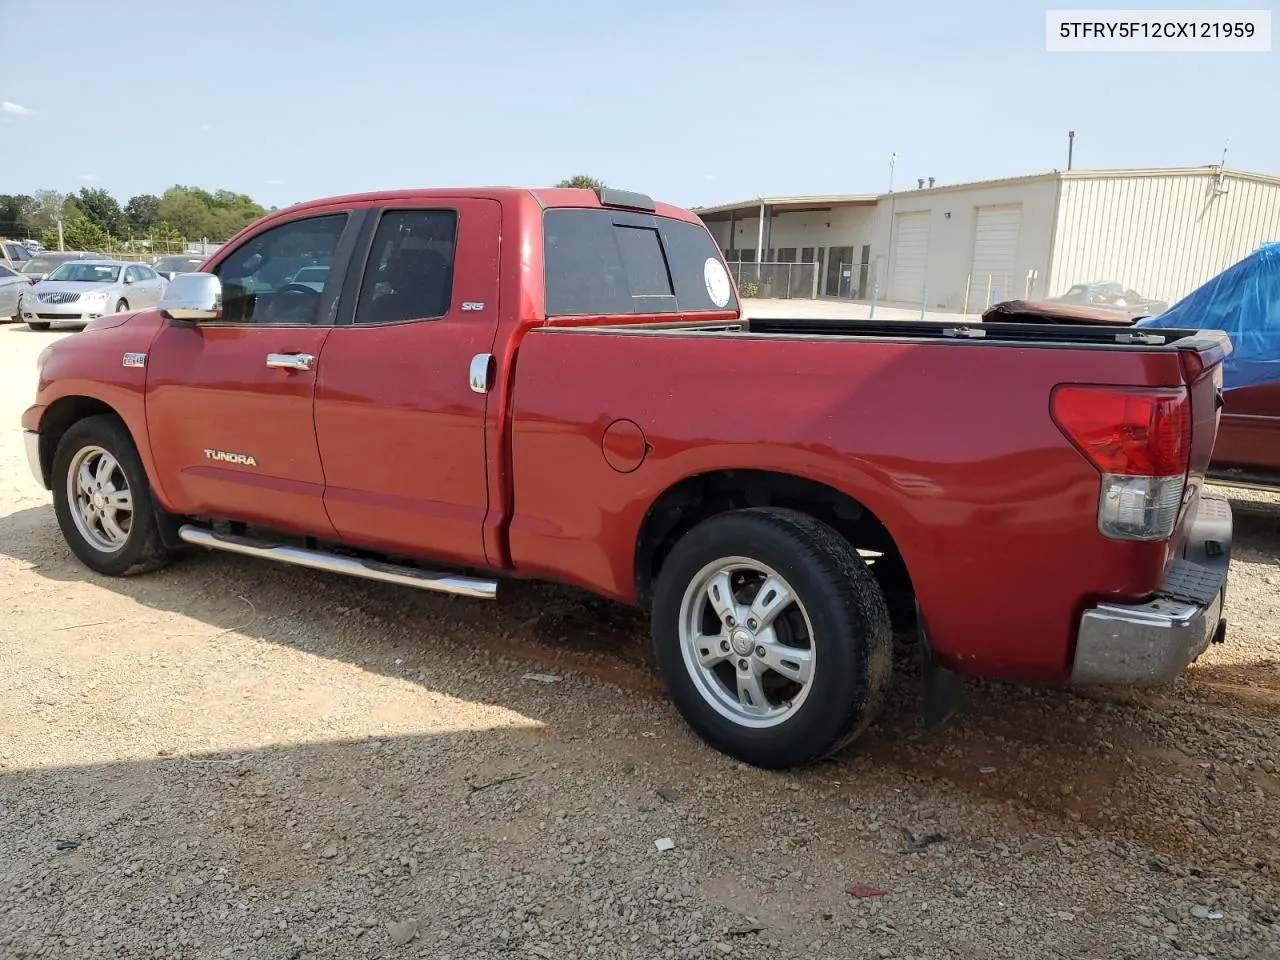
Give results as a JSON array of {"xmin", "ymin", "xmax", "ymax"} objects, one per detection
[{"xmin": 1071, "ymin": 487, "xmax": 1231, "ymax": 685}]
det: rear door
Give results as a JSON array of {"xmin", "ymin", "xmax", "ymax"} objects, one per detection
[
  {"xmin": 312, "ymin": 198, "xmax": 502, "ymax": 568},
  {"xmin": 146, "ymin": 209, "xmax": 365, "ymax": 535}
]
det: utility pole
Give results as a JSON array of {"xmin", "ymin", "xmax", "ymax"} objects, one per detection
[
  {"xmin": 57, "ymin": 218, "xmax": 64, "ymax": 252},
  {"xmin": 1067, "ymin": 131, "xmax": 1075, "ymax": 171}
]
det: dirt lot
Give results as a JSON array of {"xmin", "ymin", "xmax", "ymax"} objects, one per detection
[{"xmin": 1, "ymin": 323, "xmax": 1278, "ymax": 960}]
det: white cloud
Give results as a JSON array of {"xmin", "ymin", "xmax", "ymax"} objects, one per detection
[
  {"xmin": 78, "ymin": 174, "xmax": 102, "ymax": 182},
  {"xmin": 199, "ymin": 123, "xmax": 211, "ymax": 131},
  {"xmin": 1, "ymin": 101, "xmax": 32, "ymax": 116},
  {"xmin": 266, "ymin": 179, "xmax": 285, "ymax": 185}
]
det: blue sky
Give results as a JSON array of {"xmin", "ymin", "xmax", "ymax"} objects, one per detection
[{"xmin": 0, "ymin": 0, "xmax": 1273, "ymax": 210}]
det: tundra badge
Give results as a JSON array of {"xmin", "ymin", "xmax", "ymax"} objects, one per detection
[
  {"xmin": 122, "ymin": 352, "xmax": 147, "ymax": 368},
  {"xmin": 204, "ymin": 449, "xmax": 258, "ymax": 467}
]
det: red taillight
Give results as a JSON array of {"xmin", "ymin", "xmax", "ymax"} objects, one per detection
[{"xmin": 1051, "ymin": 385, "xmax": 1190, "ymax": 477}]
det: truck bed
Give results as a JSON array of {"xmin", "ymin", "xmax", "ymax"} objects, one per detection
[
  {"xmin": 558, "ymin": 315, "xmax": 1219, "ymax": 352},
  {"xmin": 507, "ymin": 314, "xmax": 1229, "ymax": 682}
]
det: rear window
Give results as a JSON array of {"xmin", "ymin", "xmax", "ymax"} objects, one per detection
[{"xmin": 543, "ymin": 208, "xmax": 737, "ymax": 317}]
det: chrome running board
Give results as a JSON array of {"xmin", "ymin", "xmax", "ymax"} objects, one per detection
[{"xmin": 177, "ymin": 525, "xmax": 498, "ymax": 600}]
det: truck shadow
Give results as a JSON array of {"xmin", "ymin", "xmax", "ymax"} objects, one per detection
[{"xmin": 1, "ymin": 501, "xmax": 1277, "ymax": 867}]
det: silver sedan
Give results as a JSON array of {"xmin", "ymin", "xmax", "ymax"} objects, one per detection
[
  {"xmin": 19, "ymin": 259, "xmax": 168, "ymax": 331},
  {"xmin": 0, "ymin": 263, "xmax": 34, "ymax": 322}
]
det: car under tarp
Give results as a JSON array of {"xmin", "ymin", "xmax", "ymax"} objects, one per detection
[{"xmin": 1138, "ymin": 242, "xmax": 1280, "ymax": 393}]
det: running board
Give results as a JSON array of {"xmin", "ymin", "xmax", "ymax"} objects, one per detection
[{"xmin": 177, "ymin": 525, "xmax": 498, "ymax": 600}]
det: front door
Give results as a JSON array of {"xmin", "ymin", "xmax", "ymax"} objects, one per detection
[
  {"xmin": 313, "ymin": 199, "xmax": 502, "ymax": 568},
  {"xmin": 146, "ymin": 210, "xmax": 358, "ymax": 536}
]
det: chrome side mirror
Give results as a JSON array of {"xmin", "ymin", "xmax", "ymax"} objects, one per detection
[{"xmin": 160, "ymin": 272, "xmax": 222, "ymax": 321}]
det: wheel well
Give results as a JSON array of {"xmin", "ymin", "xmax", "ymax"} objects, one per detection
[
  {"xmin": 37, "ymin": 396, "xmax": 120, "ymax": 487},
  {"xmin": 634, "ymin": 469, "xmax": 913, "ymax": 611}
]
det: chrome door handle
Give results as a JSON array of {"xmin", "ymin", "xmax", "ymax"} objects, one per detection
[{"xmin": 266, "ymin": 353, "xmax": 315, "ymax": 371}]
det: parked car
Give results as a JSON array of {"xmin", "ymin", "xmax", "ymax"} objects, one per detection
[
  {"xmin": 151, "ymin": 255, "xmax": 207, "ymax": 281},
  {"xmin": 1046, "ymin": 280, "xmax": 1168, "ymax": 315},
  {"xmin": 1, "ymin": 238, "xmax": 34, "ymax": 271},
  {"xmin": 20, "ymin": 251, "xmax": 106, "ymax": 281},
  {"xmin": 286, "ymin": 264, "xmax": 329, "ymax": 292},
  {"xmin": 988, "ymin": 244, "xmax": 1279, "ymax": 492},
  {"xmin": 1138, "ymin": 243, "xmax": 1280, "ymax": 491},
  {"xmin": 19, "ymin": 259, "xmax": 167, "ymax": 330},
  {"xmin": 21, "ymin": 185, "xmax": 1234, "ymax": 769},
  {"xmin": 0, "ymin": 263, "xmax": 34, "ymax": 322}
]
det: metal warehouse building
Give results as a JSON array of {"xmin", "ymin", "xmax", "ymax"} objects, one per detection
[{"xmin": 694, "ymin": 165, "xmax": 1280, "ymax": 313}]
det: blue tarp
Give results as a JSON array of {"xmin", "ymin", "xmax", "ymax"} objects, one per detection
[{"xmin": 1137, "ymin": 242, "xmax": 1280, "ymax": 391}]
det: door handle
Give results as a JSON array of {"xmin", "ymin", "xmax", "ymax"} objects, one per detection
[{"xmin": 266, "ymin": 353, "xmax": 315, "ymax": 371}]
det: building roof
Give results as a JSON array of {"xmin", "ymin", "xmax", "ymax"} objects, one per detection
[
  {"xmin": 692, "ymin": 165, "xmax": 1280, "ymax": 218},
  {"xmin": 691, "ymin": 194, "xmax": 878, "ymax": 221}
]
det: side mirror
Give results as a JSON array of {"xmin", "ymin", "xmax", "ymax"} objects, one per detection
[
  {"xmin": 123, "ymin": 274, "xmax": 134, "ymax": 284},
  {"xmin": 160, "ymin": 272, "xmax": 222, "ymax": 321}
]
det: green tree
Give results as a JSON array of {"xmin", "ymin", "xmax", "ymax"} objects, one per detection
[
  {"xmin": 158, "ymin": 185, "xmax": 267, "ymax": 241},
  {"xmin": 0, "ymin": 194, "xmax": 33, "ymax": 237},
  {"xmin": 40, "ymin": 216, "xmax": 110, "ymax": 252},
  {"xmin": 125, "ymin": 194, "xmax": 162, "ymax": 233},
  {"xmin": 556, "ymin": 175, "xmax": 606, "ymax": 190},
  {"xmin": 76, "ymin": 187, "xmax": 128, "ymax": 237},
  {"xmin": 147, "ymin": 220, "xmax": 184, "ymax": 253}
]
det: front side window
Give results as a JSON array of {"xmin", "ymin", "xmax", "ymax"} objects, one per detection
[
  {"xmin": 543, "ymin": 209, "xmax": 738, "ymax": 317},
  {"xmin": 213, "ymin": 213, "xmax": 348, "ymax": 325},
  {"xmin": 47, "ymin": 263, "xmax": 122, "ymax": 283},
  {"xmin": 355, "ymin": 209, "xmax": 458, "ymax": 325}
]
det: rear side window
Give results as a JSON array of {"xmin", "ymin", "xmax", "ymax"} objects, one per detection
[{"xmin": 543, "ymin": 209, "xmax": 737, "ymax": 317}]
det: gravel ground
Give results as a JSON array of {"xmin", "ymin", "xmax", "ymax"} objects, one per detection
[{"xmin": 0, "ymin": 323, "xmax": 1277, "ymax": 960}]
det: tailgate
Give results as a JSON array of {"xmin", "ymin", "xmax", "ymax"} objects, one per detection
[{"xmin": 1169, "ymin": 331, "xmax": 1231, "ymax": 559}]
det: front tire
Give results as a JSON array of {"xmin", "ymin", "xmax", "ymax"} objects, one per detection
[
  {"xmin": 52, "ymin": 415, "xmax": 174, "ymax": 576},
  {"xmin": 651, "ymin": 507, "xmax": 893, "ymax": 769},
  {"xmin": 114, "ymin": 299, "xmax": 128, "ymax": 313}
]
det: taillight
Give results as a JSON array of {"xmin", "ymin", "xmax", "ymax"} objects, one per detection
[{"xmin": 1052, "ymin": 385, "xmax": 1190, "ymax": 542}]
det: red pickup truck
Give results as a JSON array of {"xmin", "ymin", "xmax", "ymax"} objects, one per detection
[{"xmin": 22, "ymin": 186, "xmax": 1235, "ymax": 769}]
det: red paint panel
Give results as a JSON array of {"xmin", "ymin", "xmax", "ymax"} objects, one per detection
[
  {"xmin": 1214, "ymin": 381, "xmax": 1280, "ymax": 474},
  {"xmin": 508, "ymin": 328, "xmax": 1194, "ymax": 682},
  {"xmin": 145, "ymin": 323, "xmax": 336, "ymax": 536},
  {"xmin": 29, "ymin": 313, "xmax": 169, "ymax": 502},
  {"xmin": 313, "ymin": 198, "xmax": 502, "ymax": 567}
]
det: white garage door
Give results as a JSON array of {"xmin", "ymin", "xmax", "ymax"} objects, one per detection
[
  {"xmin": 891, "ymin": 212, "xmax": 930, "ymax": 303},
  {"xmin": 969, "ymin": 204, "xmax": 1022, "ymax": 309}
]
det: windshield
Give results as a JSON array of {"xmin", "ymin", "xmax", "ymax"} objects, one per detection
[
  {"xmin": 154, "ymin": 257, "xmax": 203, "ymax": 272},
  {"xmin": 47, "ymin": 263, "xmax": 121, "ymax": 283},
  {"xmin": 22, "ymin": 256, "xmax": 72, "ymax": 275}
]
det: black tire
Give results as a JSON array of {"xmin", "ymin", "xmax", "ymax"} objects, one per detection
[
  {"xmin": 27, "ymin": 321, "xmax": 49, "ymax": 331},
  {"xmin": 51, "ymin": 414, "xmax": 174, "ymax": 577},
  {"xmin": 115, "ymin": 299, "xmax": 128, "ymax": 313},
  {"xmin": 651, "ymin": 507, "xmax": 893, "ymax": 769}
]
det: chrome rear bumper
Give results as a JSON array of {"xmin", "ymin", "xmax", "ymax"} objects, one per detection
[{"xmin": 1071, "ymin": 487, "xmax": 1231, "ymax": 686}]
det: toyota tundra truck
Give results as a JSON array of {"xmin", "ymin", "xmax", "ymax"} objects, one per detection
[{"xmin": 21, "ymin": 186, "xmax": 1234, "ymax": 769}]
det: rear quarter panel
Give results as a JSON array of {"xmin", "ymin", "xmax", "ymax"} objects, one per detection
[{"xmin": 507, "ymin": 326, "xmax": 1190, "ymax": 681}]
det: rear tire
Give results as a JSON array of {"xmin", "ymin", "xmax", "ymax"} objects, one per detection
[
  {"xmin": 651, "ymin": 507, "xmax": 893, "ymax": 769},
  {"xmin": 52, "ymin": 415, "xmax": 174, "ymax": 577}
]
